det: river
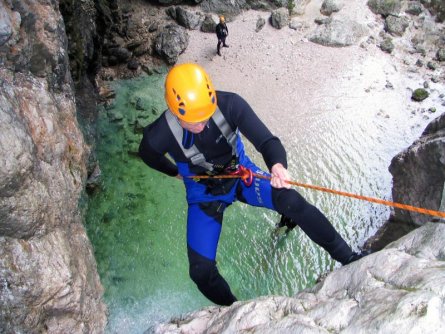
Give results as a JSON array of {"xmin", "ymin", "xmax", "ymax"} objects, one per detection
[{"xmin": 85, "ymin": 10, "xmax": 444, "ymax": 332}]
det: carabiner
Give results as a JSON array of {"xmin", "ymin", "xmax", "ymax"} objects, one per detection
[{"xmin": 238, "ymin": 165, "xmax": 253, "ymax": 187}]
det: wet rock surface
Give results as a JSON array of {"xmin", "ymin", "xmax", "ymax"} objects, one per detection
[
  {"xmin": 0, "ymin": 1, "xmax": 106, "ymax": 333},
  {"xmin": 1, "ymin": 0, "xmax": 445, "ymax": 332},
  {"xmin": 152, "ymin": 222, "xmax": 445, "ymax": 333}
]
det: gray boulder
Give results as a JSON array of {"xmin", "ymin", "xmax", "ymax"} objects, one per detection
[
  {"xmin": 176, "ymin": 6, "xmax": 204, "ymax": 30},
  {"xmin": 367, "ymin": 0, "xmax": 402, "ymax": 17},
  {"xmin": 380, "ymin": 37, "xmax": 394, "ymax": 53},
  {"xmin": 405, "ymin": 1, "xmax": 424, "ymax": 16},
  {"xmin": 256, "ymin": 16, "xmax": 266, "ymax": 32},
  {"xmin": 270, "ymin": 8, "xmax": 289, "ymax": 29},
  {"xmin": 437, "ymin": 48, "xmax": 445, "ymax": 61},
  {"xmin": 421, "ymin": 0, "xmax": 445, "ymax": 22},
  {"xmin": 389, "ymin": 112, "xmax": 445, "ymax": 225},
  {"xmin": 201, "ymin": 14, "xmax": 217, "ymax": 33},
  {"xmin": 309, "ymin": 19, "xmax": 369, "ymax": 47},
  {"xmin": 200, "ymin": 0, "xmax": 249, "ymax": 16},
  {"xmin": 320, "ymin": 0, "xmax": 344, "ymax": 16},
  {"xmin": 154, "ymin": 24, "xmax": 190, "ymax": 64},
  {"xmin": 384, "ymin": 14, "xmax": 410, "ymax": 36}
]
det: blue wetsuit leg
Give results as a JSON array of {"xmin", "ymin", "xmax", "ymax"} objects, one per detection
[
  {"xmin": 186, "ymin": 200, "xmax": 238, "ymax": 305},
  {"xmin": 187, "ymin": 201, "xmax": 226, "ymax": 260}
]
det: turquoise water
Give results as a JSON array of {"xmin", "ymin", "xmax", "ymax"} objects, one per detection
[
  {"xmin": 85, "ymin": 70, "xmax": 441, "ymax": 333},
  {"xmin": 85, "ymin": 73, "xmax": 328, "ymax": 333}
]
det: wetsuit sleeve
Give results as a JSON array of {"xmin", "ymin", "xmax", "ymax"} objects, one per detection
[
  {"xmin": 139, "ymin": 123, "xmax": 179, "ymax": 177},
  {"xmin": 228, "ymin": 94, "xmax": 287, "ymax": 170}
]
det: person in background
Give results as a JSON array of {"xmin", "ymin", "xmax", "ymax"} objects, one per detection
[
  {"xmin": 216, "ymin": 15, "xmax": 229, "ymax": 56},
  {"xmin": 139, "ymin": 63, "xmax": 369, "ymax": 306}
]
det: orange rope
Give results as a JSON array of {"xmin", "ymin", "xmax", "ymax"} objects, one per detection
[{"xmin": 188, "ymin": 173, "xmax": 445, "ymax": 219}]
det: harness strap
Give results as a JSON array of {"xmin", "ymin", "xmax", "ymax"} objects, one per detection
[
  {"xmin": 212, "ymin": 108, "xmax": 238, "ymax": 157},
  {"xmin": 165, "ymin": 108, "xmax": 238, "ymax": 172},
  {"xmin": 165, "ymin": 110, "xmax": 214, "ymax": 171}
]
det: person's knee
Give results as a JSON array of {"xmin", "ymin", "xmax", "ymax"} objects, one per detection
[
  {"xmin": 272, "ymin": 188, "xmax": 309, "ymax": 216},
  {"xmin": 188, "ymin": 247, "xmax": 217, "ymax": 288},
  {"xmin": 189, "ymin": 260, "xmax": 214, "ymax": 287}
]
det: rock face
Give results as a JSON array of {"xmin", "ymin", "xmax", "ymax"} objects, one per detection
[
  {"xmin": 0, "ymin": 1, "xmax": 106, "ymax": 333},
  {"xmin": 1, "ymin": 0, "xmax": 444, "ymax": 332},
  {"xmin": 389, "ymin": 112, "xmax": 445, "ymax": 225},
  {"xmin": 152, "ymin": 222, "xmax": 445, "ymax": 333}
]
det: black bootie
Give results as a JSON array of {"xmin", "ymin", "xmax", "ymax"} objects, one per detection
[
  {"xmin": 324, "ymin": 233, "xmax": 354, "ymax": 265},
  {"xmin": 342, "ymin": 250, "xmax": 372, "ymax": 265}
]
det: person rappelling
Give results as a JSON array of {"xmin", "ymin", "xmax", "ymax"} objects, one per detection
[{"xmin": 138, "ymin": 63, "xmax": 369, "ymax": 306}]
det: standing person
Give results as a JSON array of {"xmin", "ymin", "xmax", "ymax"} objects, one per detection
[
  {"xmin": 139, "ymin": 63, "xmax": 369, "ymax": 306},
  {"xmin": 216, "ymin": 15, "xmax": 229, "ymax": 56}
]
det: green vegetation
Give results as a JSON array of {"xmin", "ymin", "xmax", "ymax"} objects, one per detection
[{"xmin": 287, "ymin": 0, "xmax": 295, "ymax": 16}]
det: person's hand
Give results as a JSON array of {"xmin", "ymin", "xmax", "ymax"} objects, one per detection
[
  {"xmin": 270, "ymin": 163, "xmax": 291, "ymax": 189},
  {"xmin": 175, "ymin": 174, "xmax": 183, "ymax": 180}
]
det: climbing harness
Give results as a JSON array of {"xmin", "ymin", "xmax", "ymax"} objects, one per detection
[{"xmin": 188, "ymin": 166, "xmax": 445, "ymax": 219}]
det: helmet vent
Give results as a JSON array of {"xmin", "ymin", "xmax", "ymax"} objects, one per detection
[{"xmin": 172, "ymin": 88, "xmax": 181, "ymax": 101}]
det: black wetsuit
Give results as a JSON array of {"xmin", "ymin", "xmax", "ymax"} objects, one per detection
[
  {"xmin": 139, "ymin": 91, "xmax": 353, "ymax": 306},
  {"xmin": 216, "ymin": 22, "xmax": 229, "ymax": 54}
]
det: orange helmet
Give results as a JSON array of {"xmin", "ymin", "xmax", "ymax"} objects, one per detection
[
  {"xmin": 165, "ymin": 63, "xmax": 217, "ymax": 122},
  {"xmin": 219, "ymin": 15, "xmax": 225, "ymax": 23}
]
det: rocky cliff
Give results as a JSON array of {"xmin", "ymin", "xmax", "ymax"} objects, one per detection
[
  {"xmin": 152, "ymin": 221, "xmax": 445, "ymax": 333},
  {"xmin": 365, "ymin": 112, "xmax": 445, "ymax": 251},
  {"xmin": 0, "ymin": 1, "xmax": 106, "ymax": 332},
  {"xmin": 390, "ymin": 112, "xmax": 445, "ymax": 225},
  {"xmin": 1, "ymin": 0, "xmax": 444, "ymax": 333}
]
